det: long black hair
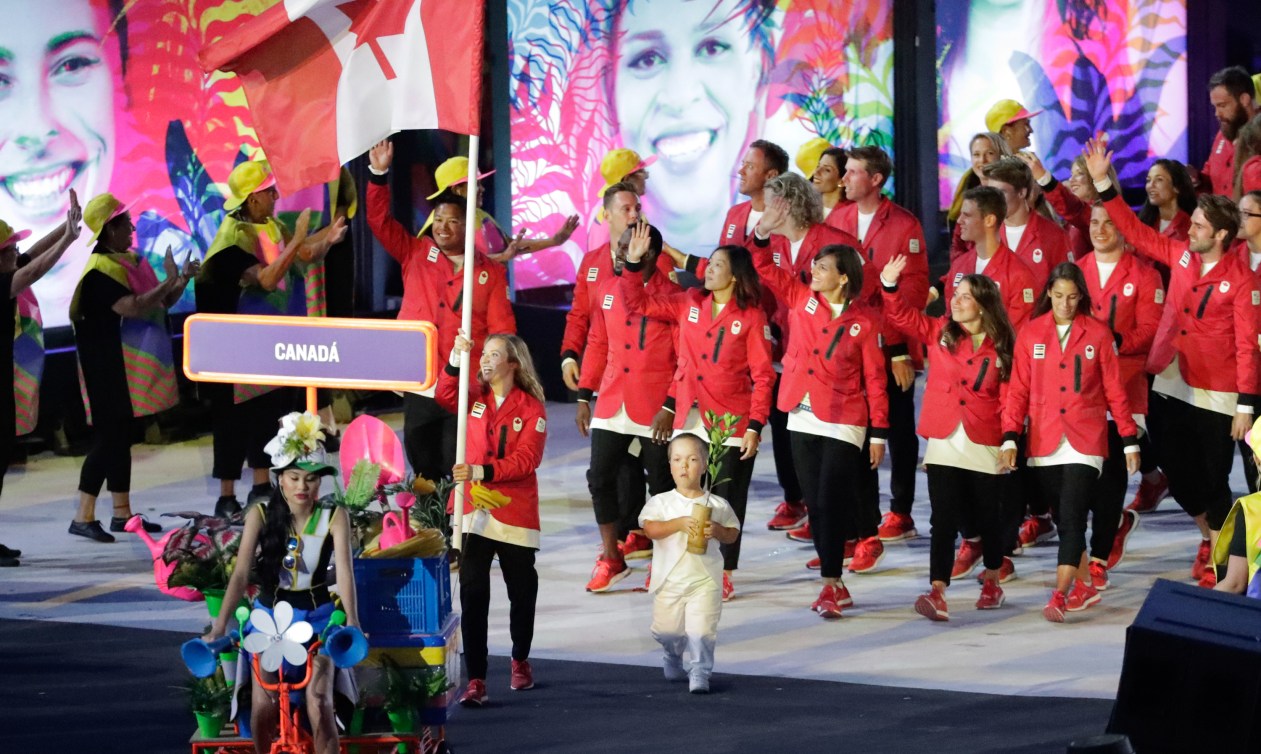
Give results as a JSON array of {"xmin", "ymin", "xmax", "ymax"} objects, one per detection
[
  {"xmin": 941, "ymin": 274, "xmax": 1016, "ymax": 381},
  {"xmin": 253, "ymin": 490, "xmax": 294, "ymax": 599},
  {"xmin": 1137, "ymin": 159, "xmax": 1196, "ymax": 227},
  {"xmin": 710, "ymin": 244, "xmax": 762, "ymax": 310},
  {"xmin": 815, "ymin": 244, "xmax": 864, "ymax": 303},
  {"xmin": 1031, "ymin": 262, "xmax": 1092, "ymax": 320}
]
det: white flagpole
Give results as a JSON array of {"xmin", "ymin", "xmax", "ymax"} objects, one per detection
[{"xmin": 452, "ymin": 135, "xmax": 480, "ymax": 554}]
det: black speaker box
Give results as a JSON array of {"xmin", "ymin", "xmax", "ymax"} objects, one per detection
[{"xmin": 1109, "ymin": 578, "xmax": 1261, "ymax": 753}]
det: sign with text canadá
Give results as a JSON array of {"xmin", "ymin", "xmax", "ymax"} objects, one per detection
[{"xmin": 183, "ymin": 315, "xmax": 437, "ymax": 392}]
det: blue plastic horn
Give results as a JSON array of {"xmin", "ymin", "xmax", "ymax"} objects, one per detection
[
  {"xmin": 322, "ymin": 626, "xmax": 369, "ymax": 669},
  {"xmin": 181, "ymin": 635, "xmax": 235, "ymax": 678}
]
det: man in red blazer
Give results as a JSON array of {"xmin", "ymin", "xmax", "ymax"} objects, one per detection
[
  {"xmin": 1197, "ymin": 66, "xmax": 1257, "ymax": 196},
  {"xmin": 835, "ymin": 146, "xmax": 929, "ymax": 543},
  {"xmin": 980, "ymin": 157, "xmax": 1072, "ymax": 286}
]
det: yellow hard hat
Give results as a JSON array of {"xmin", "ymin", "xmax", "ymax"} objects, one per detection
[
  {"xmin": 599, "ymin": 148, "xmax": 656, "ymax": 196},
  {"xmin": 795, "ymin": 137, "xmax": 832, "ymax": 178},
  {"xmin": 0, "ymin": 219, "xmax": 30, "ymax": 250},
  {"xmin": 84, "ymin": 192, "xmax": 128, "ymax": 244},
  {"xmin": 223, "ymin": 160, "xmax": 276, "ymax": 211},
  {"xmin": 985, "ymin": 99, "xmax": 1042, "ymax": 133},
  {"xmin": 428, "ymin": 156, "xmax": 494, "ymax": 200}
]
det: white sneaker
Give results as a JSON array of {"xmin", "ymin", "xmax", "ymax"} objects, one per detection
[
  {"xmin": 688, "ymin": 671, "xmax": 710, "ymax": 694},
  {"xmin": 663, "ymin": 655, "xmax": 686, "ymax": 682}
]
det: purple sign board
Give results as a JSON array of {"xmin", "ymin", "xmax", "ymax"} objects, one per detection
[{"xmin": 183, "ymin": 314, "xmax": 438, "ymax": 392}]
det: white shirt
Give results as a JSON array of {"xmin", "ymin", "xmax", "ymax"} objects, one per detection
[
  {"xmin": 1004, "ymin": 223, "xmax": 1028, "ymax": 250},
  {"xmin": 789, "ymin": 236, "xmax": 806, "ymax": 266},
  {"xmin": 1159, "ymin": 218, "xmax": 1172, "ymax": 233},
  {"xmin": 1153, "ymin": 357, "xmax": 1242, "ymax": 417},
  {"xmin": 856, "ymin": 210, "xmax": 876, "ymax": 243},
  {"xmin": 1027, "ymin": 437, "xmax": 1103, "ymax": 474},
  {"xmin": 590, "ymin": 404, "xmax": 653, "ymax": 439},
  {"xmin": 1095, "ymin": 259, "xmax": 1118, "ymax": 288},
  {"xmin": 1250, "ymin": 251, "xmax": 1261, "ymax": 272},
  {"xmin": 639, "ymin": 489, "xmax": 740, "ymax": 593},
  {"xmin": 746, "ymin": 209, "xmax": 763, "ymax": 237},
  {"xmin": 923, "ymin": 423, "xmax": 1001, "ymax": 475},
  {"xmin": 974, "ymin": 254, "xmax": 991, "ymax": 276}
]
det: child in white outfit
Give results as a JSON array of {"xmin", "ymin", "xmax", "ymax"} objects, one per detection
[{"xmin": 639, "ymin": 433, "xmax": 741, "ymax": 694}]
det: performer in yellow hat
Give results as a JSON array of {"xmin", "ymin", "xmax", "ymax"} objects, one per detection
[
  {"xmin": 0, "ymin": 191, "xmax": 83, "ymax": 561},
  {"xmin": 985, "ymin": 99, "xmax": 1042, "ymax": 153},
  {"xmin": 197, "ymin": 160, "xmax": 347, "ymax": 517},
  {"xmin": 68, "ymin": 192, "xmax": 197, "ymax": 542}
]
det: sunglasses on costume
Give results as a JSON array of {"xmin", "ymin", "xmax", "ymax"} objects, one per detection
[{"xmin": 283, "ymin": 536, "xmax": 303, "ymax": 571}]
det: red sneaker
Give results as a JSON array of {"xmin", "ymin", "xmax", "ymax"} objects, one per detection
[
  {"xmin": 786, "ymin": 521, "xmax": 813, "ymax": 543},
  {"xmin": 767, "ymin": 501, "xmax": 808, "ymax": 530},
  {"xmin": 835, "ymin": 584, "xmax": 854, "ymax": 608},
  {"xmin": 1043, "ymin": 590, "xmax": 1068, "ymax": 623},
  {"xmin": 1107, "ymin": 510, "xmax": 1139, "ymax": 570},
  {"xmin": 585, "ymin": 557, "xmax": 629, "ymax": 592},
  {"xmin": 806, "ymin": 556, "xmax": 821, "ymax": 570},
  {"xmin": 1089, "ymin": 561, "xmax": 1110, "ymax": 591},
  {"xmin": 1199, "ymin": 568, "xmax": 1218, "ymax": 589},
  {"xmin": 1191, "ymin": 539, "xmax": 1211, "ymax": 580},
  {"xmin": 878, "ymin": 511, "xmax": 918, "ymax": 542},
  {"xmin": 914, "ymin": 588, "xmax": 949, "ymax": 622},
  {"xmin": 843, "ymin": 539, "xmax": 857, "ymax": 567},
  {"xmin": 848, "ymin": 537, "xmax": 884, "ymax": 574},
  {"xmin": 620, "ymin": 531, "xmax": 653, "ymax": 560},
  {"xmin": 951, "ymin": 539, "xmax": 983, "ymax": 579},
  {"xmin": 633, "ymin": 564, "xmax": 652, "ymax": 592},
  {"xmin": 722, "ymin": 572, "xmax": 734, "ymax": 602},
  {"xmin": 459, "ymin": 679, "xmax": 488, "ymax": 707},
  {"xmin": 975, "ymin": 556, "xmax": 1016, "ymax": 584},
  {"xmin": 1017, "ymin": 515, "xmax": 1056, "ymax": 548},
  {"xmin": 510, "ymin": 660, "xmax": 534, "ymax": 690},
  {"xmin": 975, "ymin": 580, "xmax": 1005, "ymax": 610},
  {"xmin": 1066, "ymin": 579, "xmax": 1101, "ymax": 612},
  {"xmin": 812, "ymin": 584, "xmax": 844, "ymax": 619},
  {"xmin": 1127, "ymin": 471, "xmax": 1169, "ymax": 513}
]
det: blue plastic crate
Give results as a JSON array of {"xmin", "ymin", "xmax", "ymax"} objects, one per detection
[{"xmin": 354, "ymin": 556, "xmax": 452, "ymax": 636}]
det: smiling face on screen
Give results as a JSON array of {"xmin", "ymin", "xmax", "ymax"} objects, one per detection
[{"xmin": 612, "ymin": 0, "xmax": 762, "ymax": 217}]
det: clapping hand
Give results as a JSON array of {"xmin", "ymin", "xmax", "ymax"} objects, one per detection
[{"xmin": 64, "ymin": 189, "xmax": 82, "ymax": 241}]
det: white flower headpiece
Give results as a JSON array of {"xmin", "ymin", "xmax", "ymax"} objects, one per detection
[{"xmin": 264, "ymin": 411, "xmax": 328, "ymax": 470}]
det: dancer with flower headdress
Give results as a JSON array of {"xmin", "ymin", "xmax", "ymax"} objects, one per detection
[{"xmin": 205, "ymin": 411, "xmax": 359, "ymax": 754}]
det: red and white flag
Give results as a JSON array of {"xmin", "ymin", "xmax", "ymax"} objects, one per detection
[{"xmin": 200, "ymin": 0, "xmax": 484, "ymax": 193}]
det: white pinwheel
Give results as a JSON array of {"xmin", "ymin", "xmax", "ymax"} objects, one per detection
[{"xmin": 241, "ymin": 601, "xmax": 314, "ymax": 672}]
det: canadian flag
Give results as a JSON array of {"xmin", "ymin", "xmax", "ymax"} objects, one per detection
[{"xmin": 199, "ymin": 0, "xmax": 484, "ymax": 193}]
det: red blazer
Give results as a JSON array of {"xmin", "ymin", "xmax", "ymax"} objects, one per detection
[
  {"xmin": 753, "ymin": 247, "xmax": 889, "ymax": 434},
  {"xmin": 577, "ymin": 267, "xmax": 679, "ymax": 426},
  {"xmin": 942, "ymin": 244, "xmax": 1040, "ymax": 330},
  {"xmin": 1079, "ymin": 252, "xmax": 1164, "ymax": 415},
  {"xmin": 1242, "ymin": 156, "xmax": 1261, "ymax": 196},
  {"xmin": 1041, "ymin": 178, "xmax": 1092, "ymax": 260},
  {"xmin": 719, "ymin": 202, "xmax": 754, "ymax": 245},
  {"xmin": 834, "ymin": 198, "xmax": 929, "ymax": 356},
  {"xmin": 1004, "ymin": 211, "xmax": 1072, "ymax": 285},
  {"xmin": 881, "ymin": 283, "xmax": 1006, "ymax": 446},
  {"xmin": 561, "ymin": 244, "xmax": 674, "ymax": 361},
  {"xmin": 366, "ymin": 179, "xmax": 516, "ymax": 362},
  {"xmin": 437, "ymin": 366, "xmax": 546, "ymax": 535},
  {"xmin": 620, "ymin": 263, "xmax": 776, "ymax": 436},
  {"xmin": 1003, "ymin": 313, "xmax": 1138, "ymax": 458},
  {"xmin": 1202, "ymin": 130, "xmax": 1236, "ymax": 197},
  {"xmin": 821, "ymin": 200, "xmax": 853, "ymax": 232},
  {"xmin": 1101, "ymin": 191, "xmax": 1261, "ymax": 399}
]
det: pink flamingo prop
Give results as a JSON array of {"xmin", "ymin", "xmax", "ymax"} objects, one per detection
[
  {"xmin": 125, "ymin": 515, "xmax": 204, "ymax": 602},
  {"xmin": 339, "ymin": 415, "xmax": 406, "ymax": 484}
]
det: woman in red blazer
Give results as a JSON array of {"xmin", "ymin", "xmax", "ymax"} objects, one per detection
[
  {"xmin": 621, "ymin": 227, "xmax": 776, "ymax": 601},
  {"xmin": 1000, "ymin": 263, "xmax": 1140, "ymax": 623},
  {"xmin": 439, "ymin": 331, "xmax": 548, "ymax": 707},
  {"xmin": 881, "ymin": 255, "xmax": 1016, "ymax": 621},
  {"xmin": 750, "ymin": 234, "xmax": 888, "ymax": 619}
]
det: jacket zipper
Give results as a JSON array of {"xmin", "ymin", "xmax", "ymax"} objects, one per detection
[
  {"xmin": 1073, "ymin": 355, "xmax": 1082, "ymax": 393},
  {"xmin": 1107, "ymin": 295, "xmax": 1117, "ymax": 331},
  {"xmin": 1196, "ymin": 287, "xmax": 1213, "ymax": 319},
  {"xmin": 452, "ymin": 290, "xmax": 464, "ymax": 313},
  {"xmin": 639, "ymin": 317, "xmax": 648, "ymax": 350},
  {"xmin": 497, "ymin": 426, "xmax": 508, "ymax": 459},
  {"xmin": 712, "ymin": 326, "xmax": 726, "ymax": 362},
  {"xmin": 972, "ymin": 357, "xmax": 991, "ymax": 392},
  {"xmin": 825, "ymin": 326, "xmax": 846, "ymax": 360}
]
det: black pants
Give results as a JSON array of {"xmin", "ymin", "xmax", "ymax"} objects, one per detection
[
  {"xmin": 769, "ymin": 374, "xmax": 802, "ymax": 504},
  {"xmin": 791, "ymin": 431, "xmax": 863, "ymax": 578},
  {"xmin": 850, "ymin": 438, "xmax": 882, "ymax": 540},
  {"xmin": 403, "ymin": 393, "xmax": 457, "ymax": 482},
  {"xmin": 0, "ymin": 384, "xmax": 14, "ymax": 499},
  {"xmin": 925, "ymin": 465, "xmax": 1007, "ymax": 584},
  {"xmin": 460, "ymin": 533, "xmax": 537, "ymax": 682},
  {"xmin": 710, "ymin": 446, "xmax": 756, "ymax": 571},
  {"xmin": 886, "ymin": 374, "xmax": 919, "ymax": 517},
  {"xmin": 78, "ymin": 381, "xmax": 134, "ymax": 496},
  {"xmin": 1029, "ymin": 464, "xmax": 1099, "ymax": 567},
  {"xmin": 1093, "ymin": 421, "xmax": 1143, "ymax": 561},
  {"xmin": 1238, "ymin": 439, "xmax": 1259, "ymax": 494},
  {"xmin": 1154, "ymin": 394, "xmax": 1235, "ymax": 530},
  {"xmin": 587, "ymin": 428, "xmax": 670, "ymax": 530},
  {"xmin": 208, "ymin": 386, "xmax": 291, "ymax": 480}
]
